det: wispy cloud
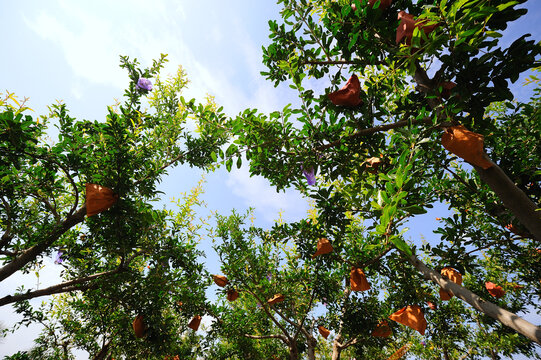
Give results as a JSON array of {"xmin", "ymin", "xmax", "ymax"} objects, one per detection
[{"xmin": 226, "ymin": 165, "xmax": 309, "ymax": 223}]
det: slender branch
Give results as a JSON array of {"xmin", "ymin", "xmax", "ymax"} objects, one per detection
[
  {"xmin": 295, "ymin": 6, "xmax": 331, "ymax": 61},
  {"xmin": 442, "ymin": 164, "xmax": 478, "ymax": 193},
  {"xmin": 271, "ymin": 305, "xmax": 303, "ymax": 331},
  {"xmin": 29, "ymin": 192, "xmax": 60, "ymax": 223},
  {"xmin": 0, "ymin": 267, "xmax": 122, "ymax": 306},
  {"xmin": 342, "ymin": 336, "xmax": 360, "ymax": 349},
  {"xmin": 0, "ymin": 283, "xmax": 98, "ymax": 307},
  {"xmin": 408, "ymin": 254, "xmax": 541, "ymax": 344},
  {"xmin": 463, "ymin": 236, "xmax": 520, "ymax": 257},
  {"xmin": 458, "ymin": 347, "xmax": 474, "ymax": 360},
  {"xmin": 21, "ymin": 150, "xmax": 79, "ymax": 218},
  {"xmin": 92, "ymin": 338, "xmax": 112, "ymax": 360},
  {"xmin": 133, "ymin": 151, "xmax": 185, "ymax": 187},
  {"xmin": 243, "ymin": 287, "xmax": 292, "ymax": 342},
  {"xmin": 315, "ymin": 118, "xmax": 433, "ymax": 151},
  {"xmin": 358, "ymin": 245, "xmax": 393, "ymax": 269},
  {"xmin": 0, "ymin": 205, "xmax": 87, "ymax": 282}
]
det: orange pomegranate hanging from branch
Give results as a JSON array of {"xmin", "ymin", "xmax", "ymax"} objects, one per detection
[
  {"xmin": 486, "ymin": 282, "xmax": 506, "ymax": 298},
  {"xmin": 396, "ymin": 11, "xmax": 438, "ymax": 46},
  {"xmin": 227, "ymin": 289, "xmax": 239, "ymax": 302},
  {"xmin": 132, "ymin": 315, "xmax": 146, "ymax": 338},
  {"xmin": 389, "ymin": 305, "xmax": 427, "ymax": 335},
  {"xmin": 439, "ymin": 267, "xmax": 463, "ymax": 301},
  {"xmin": 312, "ymin": 238, "xmax": 334, "ymax": 258},
  {"xmin": 441, "ymin": 125, "xmax": 494, "ymax": 169},
  {"xmin": 212, "ymin": 275, "xmax": 229, "ymax": 287},
  {"xmin": 350, "ymin": 267, "xmax": 370, "ymax": 291},
  {"xmin": 86, "ymin": 183, "xmax": 118, "ymax": 217},
  {"xmin": 188, "ymin": 315, "xmax": 202, "ymax": 331},
  {"xmin": 328, "ymin": 74, "xmax": 363, "ymax": 107},
  {"xmin": 371, "ymin": 320, "xmax": 391, "ymax": 337},
  {"xmin": 318, "ymin": 325, "xmax": 331, "ymax": 339}
]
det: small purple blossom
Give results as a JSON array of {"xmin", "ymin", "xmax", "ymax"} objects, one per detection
[
  {"xmin": 266, "ymin": 272, "xmax": 272, "ymax": 281},
  {"xmin": 301, "ymin": 166, "xmax": 316, "ymax": 186},
  {"xmin": 421, "ymin": 340, "xmax": 426, "ymax": 347},
  {"xmin": 54, "ymin": 251, "xmax": 65, "ymax": 264},
  {"xmin": 136, "ymin": 78, "xmax": 153, "ymax": 91}
]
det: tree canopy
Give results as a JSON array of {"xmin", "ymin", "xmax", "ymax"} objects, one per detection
[{"xmin": 1, "ymin": 0, "xmax": 540, "ymax": 359}]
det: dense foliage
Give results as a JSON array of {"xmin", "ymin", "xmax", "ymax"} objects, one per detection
[{"xmin": 1, "ymin": 0, "xmax": 540, "ymax": 359}]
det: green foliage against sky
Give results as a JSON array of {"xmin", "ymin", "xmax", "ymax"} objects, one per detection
[{"xmin": 1, "ymin": 0, "xmax": 540, "ymax": 359}]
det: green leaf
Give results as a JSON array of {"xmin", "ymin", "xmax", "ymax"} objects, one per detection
[
  {"xmin": 403, "ymin": 205, "xmax": 427, "ymax": 214},
  {"xmin": 390, "ymin": 236, "xmax": 412, "ymax": 256}
]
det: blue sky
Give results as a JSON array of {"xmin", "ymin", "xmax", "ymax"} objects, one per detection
[{"xmin": 1, "ymin": 0, "xmax": 540, "ymax": 358}]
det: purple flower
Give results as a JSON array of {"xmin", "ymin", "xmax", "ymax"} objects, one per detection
[
  {"xmin": 266, "ymin": 272, "xmax": 272, "ymax": 281},
  {"xmin": 54, "ymin": 251, "xmax": 64, "ymax": 264},
  {"xmin": 301, "ymin": 166, "xmax": 316, "ymax": 186},
  {"xmin": 421, "ymin": 340, "xmax": 426, "ymax": 347},
  {"xmin": 136, "ymin": 78, "xmax": 153, "ymax": 91}
]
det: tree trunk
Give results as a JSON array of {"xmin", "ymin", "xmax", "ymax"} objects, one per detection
[
  {"xmin": 288, "ymin": 340, "xmax": 299, "ymax": 360},
  {"xmin": 409, "ymin": 255, "xmax": 541, "ymax": 344},
  {"xmin": 92, "ymin": 338, "xmax": 112, "ymax": 360},
  {"xmin": 0, "ymin": 205, "xmax": 86, "ymax": 282},
  {"xmin": 413, "ymin": 64, "xmax": 541, "ymax": 241},
  {"xmin": 443, "ymin": 348, "xmax": 450, "ymax": 360},
  {"xmin": 306, "ymin": 337, "xmax": 317, "ymax": 360},
  {"xmin": 331, "ymin": 340, "xmax": 342, "ymax": 360},
  {"xmin": 474, "ymin": 164, "xmax": 541, "ymax": 240}
]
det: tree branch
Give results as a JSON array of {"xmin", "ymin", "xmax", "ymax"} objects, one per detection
[
  {"xmin": 408, "ymin": 254, "xmax": 541, "ymax": 344},
  {"xmin": 0, "ymin": 205, "xmax": 87, "ymax": 283},
  {"xmin": 243, "ymin": 287, "xmax": 292, "ymax": 342},
  {"xmin": 412, "ymin": 62, "xmax": 541, "ymax": 241},
  {"xmin": 342, "ymin": 336, "xmax": 360, "ymax": 349},
  {"xmin": 0, "ymin": 266, "xmax": 122, "ymax": 306},
  {"xmin": 315, "ymin": 118, "xmax": 433, "ymax": 151},
  {"xmin": 293, "ymin": 287, "xmax": 317, "ymax": 341}
]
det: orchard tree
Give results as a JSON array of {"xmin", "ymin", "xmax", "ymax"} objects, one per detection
[
  {"xmin": 209, "ymin": 0, "xmax": 541, "ymax": 353},
  {"xmin": 0, "ymin": 57, "xmax": 226, "ymax": 358},
  {"xmin": 207, "ymin": 211, "xmax": 325, "ymax": 360}
]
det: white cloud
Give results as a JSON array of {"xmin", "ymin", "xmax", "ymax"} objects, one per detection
[{"xmin": 226, "ymin": 165, "xmax": 309, "ymax": 223}]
